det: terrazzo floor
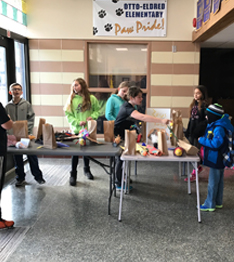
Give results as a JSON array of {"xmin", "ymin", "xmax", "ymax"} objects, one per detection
[{"xmin": 1, "ymin": 158, "xmax": 234, "ymax": 262}]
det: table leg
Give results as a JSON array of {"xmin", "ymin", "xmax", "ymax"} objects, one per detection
[
  {"xmin": 195, "ymin": 162, "xmax": 201, "ymax": 222},
  {"xmin": 187, "ymin": 161, "xmax": 191, "ymax": 195},
  {"xmin": 108, "ymin": 156, "xmax": 114, "ymax": 215},
  {"xmin": 118, "ymin": 160, "xmax": 126, "ymax": 222},
  {"xmin": 179, "ymin": 162, "xmax": 182, "ymax": 177}
]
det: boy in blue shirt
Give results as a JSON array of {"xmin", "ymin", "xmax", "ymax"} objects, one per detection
[{"xmin": 198, "ymin": 104, "xmax": 233, "ymax": 211}]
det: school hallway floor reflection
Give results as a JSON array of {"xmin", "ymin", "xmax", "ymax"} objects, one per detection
[{"xmin": 1, "ymin": 158, "xmax": 234, "ymax": 262}]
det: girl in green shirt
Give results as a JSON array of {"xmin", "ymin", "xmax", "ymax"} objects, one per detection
[{"xmin": 64, "ymin": 78, "xmax": 100, "ymax": 186}]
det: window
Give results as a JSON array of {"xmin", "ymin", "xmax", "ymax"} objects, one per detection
[
  {"xmin": 88, "ymin": 43, "xmax": 148, "ymax": 133},
  {"xmin": 0, "ymin": 46, "xmax": 8, "ymax": 106},
  {"xmin": 14, "ymin": 41, "xmax": 26, "ymax": 97}
]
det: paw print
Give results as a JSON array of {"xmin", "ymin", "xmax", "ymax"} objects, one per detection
[
  {"xmin": 93, "ymin": 27, "xmax": 98, "ymax": 35},
  {"xmin": 104, "ymin": 23, "xmax": 113, "ymax": 32},
  {"xmin": 112, "ymin": 0, "xmax": 119, "ymax": 3},
  {"xmin": 98, "ymin": 9, "xmax": 106, "ymax": 18},
  {"xmin": 116, "ymin": 8, "xmax": 124, "ymax": 16}
]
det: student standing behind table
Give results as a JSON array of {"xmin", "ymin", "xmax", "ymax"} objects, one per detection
[
  {"xmin": 5, "ymin": 83, "xmax": 46, "ymax": 187},
  {"xmin": 184, "ymin": 85, "xmax": 208, "ymax": 182},
  {"xmin": 198, "ymin": 104, "xmax": 233, "ymax": 212},
  {"xmin": 114, "ymin": 86, "xmax": 170, "ymax": 190},
  {"xmin": 64, "ymin": 78, "xmax": 100, "ymax": 186},
  {"xmin": 0, "ymin": 102, "xmax": 15, "ymax": 229},
  {"xmin": 105, "ymin": 81, "xmax": 130, "ymax": 121}
]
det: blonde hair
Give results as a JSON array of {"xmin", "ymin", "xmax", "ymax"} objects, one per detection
[
  {"xmin": 64, "ymin": 78, "xmax": 91, "ymax": 112},
  {"xmin": 115, "ymin": 81, "xmax": 130, "ymax": 94}
]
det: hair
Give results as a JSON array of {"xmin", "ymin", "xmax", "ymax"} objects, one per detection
[
  {"xmin": 128, "ymin": 86, "xmax": 143, "ymax": 99},
  {"xmin": 189, "ymin": 85, "xmax": 208, "ymax": 116},
  {"xmin": 64, "ymin": 78, "xmax": 91, "ymax": 112},
  {"xmin": 9, "ymin": 83, "xmax": 22, "ymax": 91},
  {"xmin": 115, "ymin": 81, "xmax": 130, "ymax": 95}
]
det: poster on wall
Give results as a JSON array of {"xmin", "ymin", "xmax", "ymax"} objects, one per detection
[
  {"xmin": 203, "ymin": 0, "xmax": 211, "ymax": 23},
  {"xmin": 213, "ymin": 0, "xmax": 221, "ymax": 14},
  {"xmin": 196, "ymin": 0, "xmax": 204, "ymax": 30},
  {"xmin": 146, "ymin": 108, "xmax": 170, "ymax": 144},
  {"xmin": 93, "ymin": 0, "xmax": 167, "ymax": 37}
]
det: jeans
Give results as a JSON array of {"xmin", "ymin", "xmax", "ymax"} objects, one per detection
[
  {"xmin": 14, "ymin": 155, "xmax": 43, "ymax": 181},
  {"xmin": 204, "ymin": 167, "xmax": 224, "ymax": 208}
]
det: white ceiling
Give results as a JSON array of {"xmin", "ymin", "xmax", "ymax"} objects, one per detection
[{"xmin": 201, "ymin": 22, "xmax": 234, "ymax": 48}]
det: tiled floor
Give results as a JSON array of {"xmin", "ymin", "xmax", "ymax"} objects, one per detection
[{"xmin": 1, "ymin": 159, "xmax": 234, "ymax": 262}]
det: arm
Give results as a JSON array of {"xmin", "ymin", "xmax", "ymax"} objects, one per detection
[
  {"xmin": 65, "ymin": 110, "xmax": 82, "ymax": 128},
  {"xmin": 131, "ymin": 110, "xmax": 170, "ymax": 125},
  {"xmin": 1, "ymin": 119, "xmax": 13, "ymax": 130},
  {"xmin": 27, "ymin": 103, "xmax": 35, "ymax": 134},
  {"xmin": 199, "ymin": 127, "xmax": 225, "ymax": 149},
  {"xmin": 105, "ymin": 98, "xmax": 115, "ymax": 121}
]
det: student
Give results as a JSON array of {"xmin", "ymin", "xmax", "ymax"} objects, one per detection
[
  {"xmin": 5, "ymin": 83, "xmax": 46, "ymax": 186},
  {"xmin": 198, "ymin": 104, "xmax": 233, "ymax": 211},
  {"xmin": 0, "ymin": 102, "xmax": 14, "ymax": 229},
  {"xmin": 114, "ymin": 86, "xmax": 170, "ymax": 190},
  {"xmin": 64, "ymin": 78, "xmax": 100, "ymax": 186},
  {"xmin": 105, "ymin": 81, "xmax": 130, "ymax": 121},
  {"xmin": 184, "ymin": 85, "xmax": 208, "ymax": 182}
]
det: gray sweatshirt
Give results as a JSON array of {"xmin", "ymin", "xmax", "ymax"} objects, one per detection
[{"xmin": 5, "ymin": 98, "xmax": 35, "ymax": 134}]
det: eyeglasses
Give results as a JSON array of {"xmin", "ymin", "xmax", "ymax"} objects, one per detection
[{"xmin": 11, "ymin": 88, "xmax": 22, "ymax": 92}]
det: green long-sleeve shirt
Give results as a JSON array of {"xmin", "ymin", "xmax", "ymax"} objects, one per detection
[{"xmin": 65, "ymin": 94, "xmax": 100, "ymax": 134}]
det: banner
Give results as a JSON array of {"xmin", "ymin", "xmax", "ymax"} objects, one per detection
[
  {"xmin": 213, "ymin": 0, "xmax": 221, "ymax": 14},
  {"xmin": 203, "ymin": 0, "xmax": 211, "ymax": 23},
  {"xmin": 93, "ymin": 0, "xmax": 167, "ymax": 37},
  {"xmin": 196, "ymin": 0, "xmax": 204, "ymax": 30}
]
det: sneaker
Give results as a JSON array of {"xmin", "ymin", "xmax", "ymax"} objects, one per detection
[
  {"xmin": 15, "ymin": 179, "xmax": 26, "ymax": 187},
  {"xmin": 200, "ymin": 204, "xmax": 215, "ymax": 212},
  {"xmin": 184, "ymin": 166, "xmax": 203, "ymax": 182},
  {"xmin": 0, "ymin": 219, "xmax": 14, "ymax": 229},
  {"xmin": 184, "ymin": 174, "xmax": 196, "ymax": 182},
  {"xmin": 36, "ymin": 178, "xmax": 46, "ymax": 185},
  {"xmin": 216, "ymin": 205, "xmax": 223, "ymax": 209},
  {"xmin": 116, "ymin": 185, "xmax": 133, "ymax": 191}
]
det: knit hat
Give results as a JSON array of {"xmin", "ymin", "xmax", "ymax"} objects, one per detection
[{"xmin": 206, "ymin": 103, "xmax": 224, "ymax": 124}]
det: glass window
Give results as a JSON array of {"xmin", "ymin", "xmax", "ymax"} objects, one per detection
[
  {"xmin": 89, "ymin": 43, "xmax": 147, "ymax": 133},
  {"xmin": 0, "ymin": 46, "xmax": 8, "ymax": 106},
  {"xmin": 14, "ymin": 41, "xmax": 26, "ymax": 98}
]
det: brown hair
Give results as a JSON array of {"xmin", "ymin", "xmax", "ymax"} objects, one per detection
[
  {"xmin": 128, "ymin": 86, "xmax": 143, "ymax": 99},
  {"xmin": 115, "ymin": 81, "xmax": 130, "ymax": 94},
  {"xmin": 9, "ymin": 83, "xmax": 22, "ymax": 90},
  {"xmin": 64, "ymin": 78, "xmax": 91, "ymax": 112},
  {"xmin": 189, "ymin": 85, "xmax": 208, "ymax": 116}
]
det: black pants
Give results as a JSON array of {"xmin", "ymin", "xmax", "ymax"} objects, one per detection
[
  {"xmin": 71, "ymin": 156, "xmax": 90, "ymax": 172},
  {"xmin": 14, "ymin": 155, "xmax": 43, "ymax": 181},
  {"xmin": 0, "ymin": 155, "xmax": 6, "ymax": 218},
  {"xmin": 115, "ymin": 156, "xmax": 123, "ymax": 187}
]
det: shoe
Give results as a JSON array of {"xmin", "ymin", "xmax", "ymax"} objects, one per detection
[
  {"xmin": 184, "ymin": 174, "xmax": 196, "ymax": 182},
  {"xmin": 116, "ymin": 185, "xmax": 133, "ymax": 191},
  {"xmin": 184, "ymin": 166, "xmax": 203, "ymax": 182},
  {"xmin": 15, "ymin": 179, "xmax": 26, "ymax": 187},
  {"xmin": 69, "ymin": 176, "xmax": 77, "ymax": 186},
  {"xmin": 216, "ymin": 205, "xmax": 223, "ymax": 209},
  {"xmin": 83, "ymin": 167, "xmax": 94, "ymax": 180},
  {"xmin": 36, "ymin": 178, "xmax": 46, "ymax": 185},
  {"xmin": 0, "ymin": 219, "xmax": 14, "ymax": 229},
  {"xmin": 200, "ymin": 204, "xmax": 215, "ymax": 212}
]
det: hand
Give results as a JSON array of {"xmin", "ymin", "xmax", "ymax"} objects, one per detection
[
  {"xmin": 79, "ymin": 121, "xmax": 86, "ymax": 126},
  {"xmin": 161, "ymin": 119, "xmax": 170, "ymax": 125},
  {"xmin": 87, "ymin": 117, "xmax": 93, "ymax": 121}
]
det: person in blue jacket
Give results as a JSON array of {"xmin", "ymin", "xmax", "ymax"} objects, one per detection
[
  {"xmin": 198, "ymin": 103, "xmax": 234, "ymax": 211},
  {"xmin": 105, "ymin": 81, "xmax": 130, "ymax": 121}
]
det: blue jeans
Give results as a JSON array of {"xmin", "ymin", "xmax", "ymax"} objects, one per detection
[
  {"xmin": 14, "ymin": 155, "xmax": 43, "ymax": 181},
  {"xmin": 204, "ymin": 167, "xmax": 224, "ymax": 208}
]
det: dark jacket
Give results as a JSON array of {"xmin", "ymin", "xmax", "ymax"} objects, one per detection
[{"xmin": 199, "ymin": 114, "xmax": 234, "ymax": 169}]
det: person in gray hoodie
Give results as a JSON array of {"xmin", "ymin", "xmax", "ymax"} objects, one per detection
[{"xmin": 5, "ymin": 83, "xmax": 46, "ymax": 186}]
